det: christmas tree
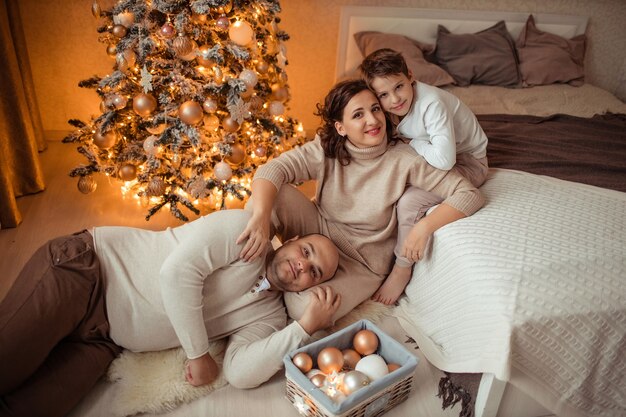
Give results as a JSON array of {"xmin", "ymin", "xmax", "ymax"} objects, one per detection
[{"xmin": 63, "ymin": 0, "xmax": 305, "ymax": 221}]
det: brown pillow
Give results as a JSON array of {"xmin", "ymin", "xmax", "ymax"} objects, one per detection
[
  {"xmin": 434, "ymin": 21, "xmax": 520, "ymax": 87},
  {"xmin": 516, "ymin": 15, "xmax": 586, "ymax": 87},
  {"xmin": 354, "ymin": 31, "xmax": 455, "ymax": 87}
]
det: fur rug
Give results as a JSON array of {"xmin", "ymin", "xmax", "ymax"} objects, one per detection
[{"xmin": 106, "ymin": 300, "xmax": 393, "ymax": 417}]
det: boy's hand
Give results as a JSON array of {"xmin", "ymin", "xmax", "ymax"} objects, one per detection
[
  {"xmin": 186, "ymin": 352, "xmax": 219, "ymax": 387},
  {"xmin": 298, "ymin": 286, "xmax": 341, "ymax": 335},
  {"xmin": 402, "ymin": 220, "xmax": 432, "ymax": 262}
]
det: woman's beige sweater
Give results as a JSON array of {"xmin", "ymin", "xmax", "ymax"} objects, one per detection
[{"xmin": 254, "ymin": 137, "xmax": 484, "ymax": 275}]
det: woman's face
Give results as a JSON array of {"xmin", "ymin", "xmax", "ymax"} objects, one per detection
[{"xmin": 334, "ymin": 90, "xmax": 387, "ymax": 148}]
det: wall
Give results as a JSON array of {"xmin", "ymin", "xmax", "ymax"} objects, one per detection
[{"xmin": 18, "ymin": 0, "xmax": 626, "ymax": 136}]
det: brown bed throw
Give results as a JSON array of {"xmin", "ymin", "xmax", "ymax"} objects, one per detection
[{"xmin": 478, "ymin": 113, "xmax": 626, "ymax": 192}]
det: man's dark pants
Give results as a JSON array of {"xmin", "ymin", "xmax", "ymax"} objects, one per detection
[{"xmin": 0, "ymin": 231, "xmax": 122, "ymax": 417}]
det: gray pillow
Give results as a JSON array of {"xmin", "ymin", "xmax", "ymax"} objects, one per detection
[{"xmin": 435, "ymin": 21, "xmax": 520, "ymax": 87}]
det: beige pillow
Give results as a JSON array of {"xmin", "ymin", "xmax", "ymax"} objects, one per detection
[
  {"xmin": 434, "ymin": 21, "xmax": 520, "ymax": 87},
  {"xmin": 354, "ymin": 31, "xmax": 455, "ymax": 87},
  {"xmin": 516, "ymin": 15, "xmax": 586, "ymax": 87}
]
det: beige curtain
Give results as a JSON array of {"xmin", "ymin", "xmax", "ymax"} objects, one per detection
[{"xmin": 0, "ymin": 0, "xmax": 46, "ymax": 228}]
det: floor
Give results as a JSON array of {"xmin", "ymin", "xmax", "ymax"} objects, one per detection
[{"xmin": 1, "ymin": 141, "xmax": 553, "ymax": 417}]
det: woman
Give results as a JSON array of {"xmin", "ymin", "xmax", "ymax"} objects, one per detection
[{"xmin": 237, "ymin": 79, "xmax": 484, "ymax": 320}]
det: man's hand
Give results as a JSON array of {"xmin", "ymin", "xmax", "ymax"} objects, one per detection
[
  {"xmin": 236, "ymin": 213, "xmax": 271, "ymax": 262},
  {"xmin": 298, "ymin": 286, "xmax": 341, "ymax": 335},
  {"xmin": 185, "ymin": 352, "xmax": 219, "ymax": 387}
]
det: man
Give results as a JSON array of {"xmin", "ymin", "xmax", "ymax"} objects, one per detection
[{"xmin": 0, "ymin": 209, "xmax": 341, "ymax": 417}]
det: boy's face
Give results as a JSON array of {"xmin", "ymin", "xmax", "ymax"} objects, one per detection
[{"xmin": 370, "ymin": 73, "xmax": 414, "ymax": 117}]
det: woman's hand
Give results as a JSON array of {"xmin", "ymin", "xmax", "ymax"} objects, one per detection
[
  {"xmin": 236, "ymin": 213, "xmax": 270, "ymax": 262},
  {"xmin": 185, "ymin": 352, "xmax": 219, "ymax": 387},
  {"xmin": 298, "ymin": 286, "xmax": 341, "ymax": 335},
  {"xmin": 402, "ymin": 220, "xmax": 432, "ymax": 262}
]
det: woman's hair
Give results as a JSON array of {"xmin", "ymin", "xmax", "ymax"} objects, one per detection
[{"xmin": 314, "ymin": 79, "xmax": 395, "ymax": 165}]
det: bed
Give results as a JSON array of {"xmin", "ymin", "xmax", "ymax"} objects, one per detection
[{"xmin": 335, "ymin": 5, "xmax": 626, "ymax": 417}]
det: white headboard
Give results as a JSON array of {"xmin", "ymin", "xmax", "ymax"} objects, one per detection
[{"xmin": 336, "ymin": 6, "xmax": 588, "ymax": 81}]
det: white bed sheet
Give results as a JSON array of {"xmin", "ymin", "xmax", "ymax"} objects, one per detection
[{"xmin": 396, "ymin": 169, "xmax": 626, "ymax": 417}]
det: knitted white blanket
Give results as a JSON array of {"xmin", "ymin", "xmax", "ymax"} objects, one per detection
[{"xmin": 397, "ymin": 169, "xmax": 626, "ymax": 417}]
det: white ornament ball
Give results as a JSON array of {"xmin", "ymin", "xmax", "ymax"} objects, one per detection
[
  {"xmin": 268, "ymin": 101, "xmax": 285, "ymax": 116},
  {"xmin": 229, "ymin": 20, "xmax": 254, "ymax": 46},
  {"xmin": 111, "ymin": 94, "xmax": 128, "ymax": 109},
  {"xmin": 214, "ymin": 162, "xmax": 232, "ymax": 181},
  {"xmin": 143, "ymin": 135, "xmax": 160, "ymax": 155},
  {"xmin": 202, "ymin": 98, "xmax": 218, "ymax": 114},
  {"xmin": 355, "ymin": 354, "xmax": 389, "ymax": 382},
  {"xmin": 239, "ymin": 69, "xmax": 258, "ymax": 88}
]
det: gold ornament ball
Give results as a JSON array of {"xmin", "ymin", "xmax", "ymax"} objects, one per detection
[
  {"xmin": 204, "ymin": 114, "xmax": 220, "ymax": 131},
  {"xmin": 114, "ymin": 12, "xmax": 135, "ymax": 28},
  {"xmin": 229, "ymin": 20, "xmax": 254, "ymax": 46},
  {"xmin": 116, "ymin": 49, "xmax": 136, "ymax": 71},
  {"xmin": 202, "ymin": 98, "xmax": 218, "ymax": 114},
  {"xmin": 133, "ymin": 93, "xmax": 157, "ymax": 117},
  {"xmin": 197, "ymin": 45, "xmax": 215, "ymax": 66},
  {"xmin": 222, "ymin": 116, "xmax": 240, "ymax": 133},
  {"xmin": 159, "ymin": 22, "xmax": 176, "ymax": 39},
  {"xmin": 226, "ymin": 143, "xmax": 246, "ymax": 165},
  {"xmin": 119, "ymin": 164, "xmax": 137, "ymax": 181},
  {"xmin": 353, "ymin": 329, "xmax": 379, "ymax": 355},
  {"xmin": 146, "ymin": 123, "xmax": 166, "ymax": 134},
  {"xmin": 254, "ymin": 145, "xmax": 266, "ymax": 157},
  {"xmin": 340, "ymin": 370, "xmax": 370, "ymax": 396},
  {"xmin": 342, "ymin": 348, "xmax": 362, "ymax": 370},
  {"xmin": 214, "ymin": 162, "xmax": 232, "ymax": 181},
  {"xmin": 215, "ymin": 16, "xmax": 230, "ymax": 31},
  {"xmin": 217, "ymin": 1, "xmax": 232, "ymax": 14},
  {"xmin": 112, "ymin": 24, "xmax": 127, "ymax": 38},
  {"xmin": 106, "ymin": 44, "xmax": 117, "ymax": 57},
  {"xmin": 292, "ymin": 352, "xmax": 313, "ymax": 373},
  {"xmin": 388, "ymin": 363, "xmax": 401, "ymax": 373},
  {"xmin": 173, "ymin": 35, "xmax": 194, "ymax": 57},
  {"xmin": 111, "ymin": 94, "xmax": 128, "ymax": 109},
  {"xmin": 146, "ymin": 177, "xmax": 166, "ymax": 196},
  {"xmin": 77, "ymin": 175, "xmax": 97, "ymax": 194},
  {"xmin": 310, "ymin": 373, "xmax": 326, "ymax": 388},
  {"xmin": 180, "ymin": 41, "xmax": 198, "ymax": 61},
  {"xmin": 93, "ymin": 130, "xmax": 117, "ymax": 149},
  {"xmin": 179, "ymin": 101, "xmax": 204, "ymax": 125},
  {"xmin": 317, "ymin": 347, "xmax": 344, "ymax": 374},
  {"xmin": 240, "ymin": 86, "xmax": 254, "ymax": 99},
  {"xmin": 271, "ymin": 84, "xmax": 288, "ymax": 102},
  {"xmin": 255, "ymin": 60, "xmax": 269, "ymax": 74}
]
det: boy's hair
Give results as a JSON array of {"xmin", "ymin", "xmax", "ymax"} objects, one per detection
[{"xmin": 359, "ymin": 48, "xmax": 410, "ymax": 87}]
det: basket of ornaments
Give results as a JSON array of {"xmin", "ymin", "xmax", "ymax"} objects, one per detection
[{"xmin": 283, "ymin": 319, "xmax": 419, "ymax": 417}]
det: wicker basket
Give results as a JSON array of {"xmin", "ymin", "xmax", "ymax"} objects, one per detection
[{"xmin": 283, "ymin": 320, "xmax": 419, "ymax": 417}]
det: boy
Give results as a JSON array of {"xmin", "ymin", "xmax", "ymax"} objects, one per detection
[{"xmin": 360, "ymin": 48, "xmax": 488, "ymax": 305}]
